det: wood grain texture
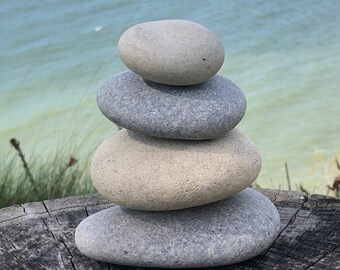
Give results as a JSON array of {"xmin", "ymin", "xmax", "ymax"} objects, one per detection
[{"xmin": 0, "ymin": 189, "xmax": 339, "ymax": 270}]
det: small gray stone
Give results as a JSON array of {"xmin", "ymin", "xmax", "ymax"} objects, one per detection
[
  {"xmin": 97, "ymin": 71, "xmax": 246, "ymax": 140},
  {"xmin": 75, "ymin": 188, "xmax": 281, "ymax": 268},
  {"xmin": 91, "ymin": 128, "xmax": 261, "ymax": 211},
  {"xmin": 118, "ymin": 20, "xmax": 225, "ymax": 85}
]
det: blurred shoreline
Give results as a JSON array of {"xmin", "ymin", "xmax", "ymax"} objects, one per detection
[{"xmin": 1, "ymin": 0, "xmax": 340, "ymax": 199}]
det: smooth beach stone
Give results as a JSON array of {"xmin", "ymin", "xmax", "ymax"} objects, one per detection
[
  {"xmin": 118, "ymin": 20, "xmax": 225, "ymax": 85},
  {"xmin": 97, "ymin": 71, "xmax": 246, "ymax": 140},
  {"xmin": 75, "ymin": 188, "xmax": 281, "ymax": 268},
  {"xmin": 90, "ymin": 128, "xmax": 261, "ymax": 211}
]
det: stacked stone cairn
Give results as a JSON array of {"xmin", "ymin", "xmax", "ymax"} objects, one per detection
[{"xmin": 75, "ymin": 20, "xmax": 281, "ymax": 268}]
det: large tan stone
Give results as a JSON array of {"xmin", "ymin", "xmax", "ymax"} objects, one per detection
[
  {"xmin": 118, "ymin": 20, "xmax": 224, "ymax": 86},
  {"xmin": 91, "ymin": 129, "xmax": 261, "ymax": 211}
]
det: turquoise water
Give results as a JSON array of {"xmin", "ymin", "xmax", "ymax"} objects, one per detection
[{"xmin": 1, "ymin": 0, "xmax": 340, "ymax": 193}]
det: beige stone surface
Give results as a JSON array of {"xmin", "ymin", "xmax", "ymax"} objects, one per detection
[
  {"xmin": 91, "ymin": 129, "xmax": 261, "ymax": 211},
  {"xmin": 118, "ymin": 20, "xmax": 224, "ymax": 86}
]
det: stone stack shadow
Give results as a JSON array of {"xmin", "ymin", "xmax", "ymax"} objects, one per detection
[{"xmin": 75, "ymin": 20, "xmax": 280, "ymax": 268}]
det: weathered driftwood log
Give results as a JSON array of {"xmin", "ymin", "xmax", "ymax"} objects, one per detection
[{"xmin": 0, "ymin": 188, "xmax": 339, "ymax": 270}]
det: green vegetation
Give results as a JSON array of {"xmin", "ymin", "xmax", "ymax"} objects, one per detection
[
  {"xmin": 305, "ymin": 149, "xmax": 340, "ymax": 197},
  {"xmin": 253, "ymin": 155, "xmax": 340, "ymax": 198},
  {"xmin": 0, "ymin": 138, "xmax": 95, "ymax": 208}
]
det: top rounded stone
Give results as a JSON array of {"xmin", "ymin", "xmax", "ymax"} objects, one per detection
[{"xmin": 118, "ymin": 20, "xmax": 225, "ymax": 86}]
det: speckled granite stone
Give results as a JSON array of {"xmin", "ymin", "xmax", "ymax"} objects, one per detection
[
  {"xmin": 90, "ymin": 128, "xmax": 261, "ymax": 211},
  {"xmin": 75, "ymin": 188, "xmax": 280, "ymax": 268},
  {"xmin": 97, "ymin": 71, "xmax": 247, "ymax": 140},
  {"xmin": 118, "ymin": 20, "xmax": 224, "ymax": 85}
]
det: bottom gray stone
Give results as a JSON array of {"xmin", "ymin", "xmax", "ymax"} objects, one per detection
[{"xmin": 75, "ymin": 188, "xmax": 280, "ymax": 268}]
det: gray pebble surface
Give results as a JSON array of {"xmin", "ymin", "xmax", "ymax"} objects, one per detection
[
  {"xmin": 75, "ymin": 188, "xmax": 280, "ymax": 268},
  {"xmin": 97, "ymin": 71, "xmax": 247, "ymax": 140}
]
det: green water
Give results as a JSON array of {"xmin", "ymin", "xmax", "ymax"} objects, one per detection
[{"xmin": 1, "ymin": 0, "xmax": 340, "ymax": 193}]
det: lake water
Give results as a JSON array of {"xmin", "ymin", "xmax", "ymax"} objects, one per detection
[{"xmin": 1, "ymin": 0, "xmax": 340, "ymax": 193}]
